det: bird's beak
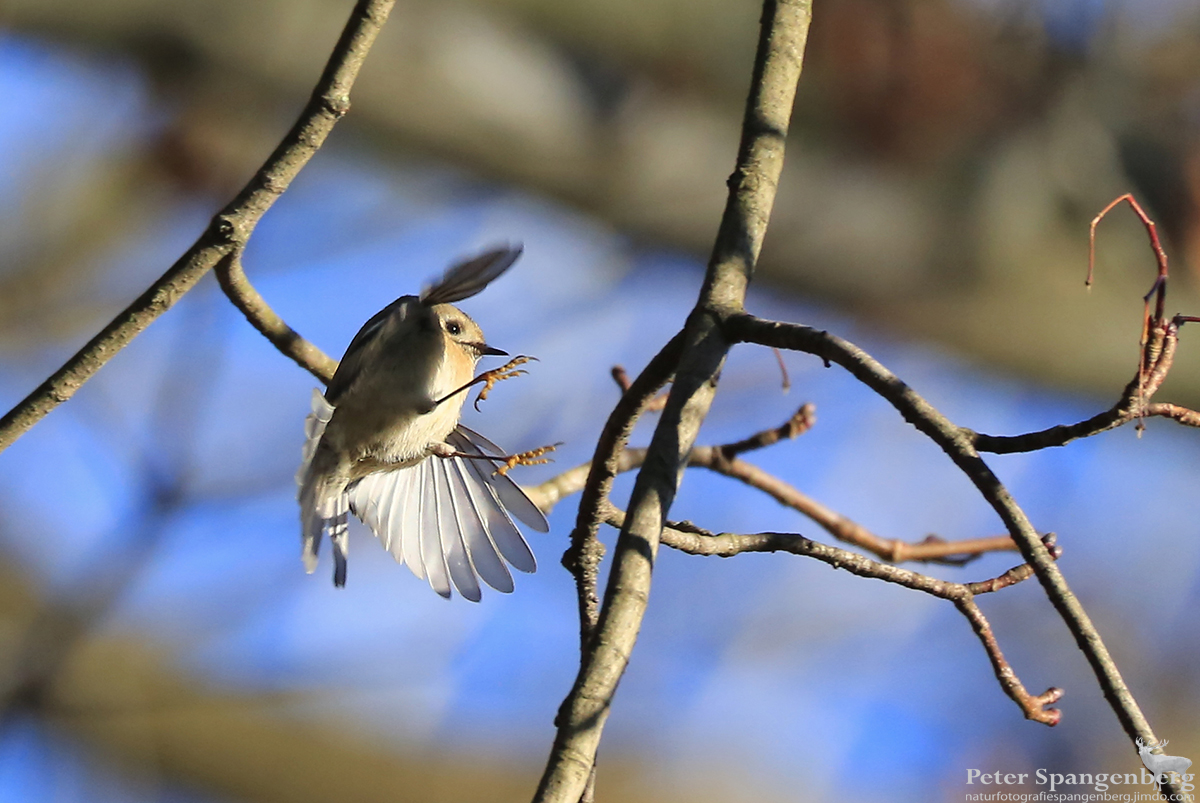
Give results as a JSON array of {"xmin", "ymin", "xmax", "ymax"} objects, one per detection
[{"xmin": 480, "ymin": 344, "xmax": 508, "ymax": 357}]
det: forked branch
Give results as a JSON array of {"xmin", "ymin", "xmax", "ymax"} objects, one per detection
[
  {"xmin": 725, "ymin": 312, "xmax": 1175, "ymax": 787},
  {"xmin": 534, "ymin": 3, "xmax": 814, "ymax": 801},
  {"xmin": 971, "ymin": 196, "xmax": 1199, "ymax": 453},
  {"xmin": 530, "ymin": 404, "xmax": 1021, "ymax": 566}
]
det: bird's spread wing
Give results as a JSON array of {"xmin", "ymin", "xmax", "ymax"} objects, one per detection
[
  {"xmin": 344, "ymin": 427, "xmax": 543, "ymax": 600},
  {"xmin": 420, "ymin": 246, "xmax": 522, "ymax": 306}
]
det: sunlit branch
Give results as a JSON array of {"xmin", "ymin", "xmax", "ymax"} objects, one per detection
[
  {"xmin": 534, "ymin": 2, "xmax": 814, "ymax": 801},
  {"xmin": 0, "ymin": 0, "xmax": 396, "ymax": 452},
  {"xmin": 561, "ymin": 335, "xmax": 685, "ymax": 644},
  {"xmin": 216, "ymin": 252, "xmax": 337, "ymax": 383}
]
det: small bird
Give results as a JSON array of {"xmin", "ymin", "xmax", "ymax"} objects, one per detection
[{"xmin": 297, "ymin": 246, "xmax": 548, "ymax": 600}]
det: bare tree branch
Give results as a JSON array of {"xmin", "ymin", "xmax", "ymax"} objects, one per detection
[
  {"xmin": 560, "ymin": 334, "xmax": 685, "ymax": 649},
  {"xmin": 534, "ymin": 3, "xmax": 813, "ymax": 800},
  {"xmin": 527, "ymin": 404, "xmax": 1020, "ymax": 565},
  {"xmin": 0, "ymin": 0, "xmax": 394, "ymax": 453},
  {"xmin": 725, "ymin": 313, "xmax": 1174, "ymax": 770},
  {"xmin": 601, "ymin": 506, "xmax": 1063, "ymax": 726}
]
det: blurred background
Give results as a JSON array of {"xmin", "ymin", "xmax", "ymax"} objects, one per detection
[{"xmin": 1, "ymin": 0, "xmax": 1199, "ymax": 801}]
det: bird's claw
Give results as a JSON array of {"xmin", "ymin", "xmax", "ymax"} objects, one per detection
[
  {"xmin": 492, "ymin": 442, "xmax": 562, "ymax": 476},
  {"xmin": 474, "ymin": 355, "xmax": 536, "ymax": 411}
]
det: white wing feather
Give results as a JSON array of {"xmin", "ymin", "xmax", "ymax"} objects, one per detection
[
  {"xmin": 418, "ymin": 461, "xmax": 452, "ymax": 598},
  {"xmin": 399, "ymin": 467, "xmax": 425, "ymax": 580},
  {"xmin": 452, "ymin": 427, "xmax": 549, "ymax": 533},
  {"xmin": 434, "ymin": 459, "xmax": 482, "ymax": 602},
  {"xmin": 445, "ymin": 457, "xmax": 514, "ymax": 593}
]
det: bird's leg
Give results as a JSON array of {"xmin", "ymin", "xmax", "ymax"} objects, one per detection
[
  {"xmin": 432, "ymin": 355, "xmax": 536, "ymax": 409},
  {"xmin": 432, "ymin": 441, "xmax": 562, "ymax": 475}
]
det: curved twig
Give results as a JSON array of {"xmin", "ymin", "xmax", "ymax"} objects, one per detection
[
  {"xmin": 215, "ymin": 251, "xmax": 337, "ymax": 383},
  {"xmin": 0, "ymin": 0, "xmax": 394, "ymax": 453},
  {"xmin": 967, "ymin": 319, "xmax": 1199, "ymax": 453},
  {"xmin": 972, "ymin": 198, "xmax": 1199, "ymax": 455}
]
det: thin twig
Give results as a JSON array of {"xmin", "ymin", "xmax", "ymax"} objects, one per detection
[
  {"xmin": 0, "ymin": 0, "xmax": 396, "ymax": 453},
  {"xmin": 973, "ymin": 197, "xmax": 1199, "ymax": 454},
  {"xmin": 534, "ymin": 4, "xmax": 813, "ymax": 800},
  {"xmin": 527, "ymin": 406, "xmax": 1020, "ymax": 565},
  {"xmin": 717, "ymin": 402, "xmax": 815, "ymax": 456},
  {"xmin": 772, "ymin": 347, "xmax": 791, "ymax": 392},
  {"xmin": 602, "ymin": 506, "xmax": 1063, "ymax": 725},
  {"xmin": 1087, "ymin": 194, "xmax": 1169, "ymax": 339},
  {"xmin": 967, "ymin": 320, "xmax": 1196, "ymax": 452},
  {"xmin": 691, "ymin": 450, "xmax": 1019, "ymax": 563},
  {"xmin": 611, "ymin": 366, "xmax": 668, "ymax": 412}
]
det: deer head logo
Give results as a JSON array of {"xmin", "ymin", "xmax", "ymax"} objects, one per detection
[{"xmin": 1136, "ymin": 738, "xmax": 1193, "ymax": 783}]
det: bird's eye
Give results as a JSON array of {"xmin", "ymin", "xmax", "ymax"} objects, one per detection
[{"xmin": 445, "ymin": 320, "xmax": 462, "ymax": 336}]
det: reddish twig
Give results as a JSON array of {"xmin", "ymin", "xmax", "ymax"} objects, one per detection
[
  {"xmin": 611, "ymin": 366, "xmax": 668, "ymax": 412},
  {"xmin": 1088, "ymin": 193, "xmax": 1169, "ymax": 340},
  {"xmin": 772, "ymin": 347, "xmax": 792, "ymax": 392},
  {"xmin": 971, "ymin": 198, "xmax": 1200, "ymax": 453}
]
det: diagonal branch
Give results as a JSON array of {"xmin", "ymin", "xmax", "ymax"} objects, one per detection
[
  {"xmin": 0, "ymin": 0, "xmax": 395, "ymax": 453},
  {"xmin": 534, "ymin": 3, "xmax": 813, "ymax": 801},
  {"xmin": 560, "ymin": 334, "xmax": 685, "ymax": 649},
  {"xmin": 726, "ymin": 313, "xmax": 1176, "ymax": 779}
]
